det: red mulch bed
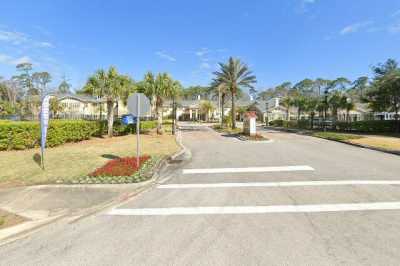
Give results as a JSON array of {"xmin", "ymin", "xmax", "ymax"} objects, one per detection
[{"xmin": 89, "ymin": 156, "xmax": 150, "ymax": 177}]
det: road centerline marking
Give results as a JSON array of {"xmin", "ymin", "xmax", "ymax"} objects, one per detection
[
  {"xmin": 158, "ymin": 180, "xmax": 400, "ymax": 189},
  {"xmin": 107, "ymin": 202, "xmax": 400, "ymax": 216},
  {"xmin": 182, "ymin": 165, "xmax": 314, "ymax": 175}
]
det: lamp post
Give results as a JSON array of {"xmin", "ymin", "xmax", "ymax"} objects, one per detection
[
  {"xmin": 396, "ymin": 103, "xmax": 400, "ymax": 133},
  {"xmin": 172, "ymin": 99, "xmax": 177, "ymax": 135},
  {"xmin": 346, "ymin": 97, "xmax": 352, "ymax": 123},
  {"xmin": 324, "ymin": 89, "xmax": 328, "ymax": 131}
]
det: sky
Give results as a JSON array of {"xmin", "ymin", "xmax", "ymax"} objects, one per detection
[{"xmin": 1, "ymin": 0, "xmax": 400, "ymax": 92}]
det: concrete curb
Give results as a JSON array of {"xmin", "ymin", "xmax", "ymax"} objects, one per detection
[{"xmin": 0, "ymin": 214, "xmax": 66, "ymax": 247}]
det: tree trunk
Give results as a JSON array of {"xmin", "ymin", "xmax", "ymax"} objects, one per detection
[
  {"xmin": 172, "ymin": 99, "xmax": 176, "ymax": 135},
  {"xmin": 221, "ymin": 95, "xmax": 225, "ymax": 128},
  {"xmin": 286, "ymin": 108, "xmax": 290, "ymax": 121},
  {"xmin": 115, "ymin": 100, "xmax": 119, "ymax": 118},
  {"xmin": 107, "ymin": 100, "xmax": 114, "ymax": 138},
  {"xmin": 156, "ymin": 102, "xmax": 163, "ymax": 135},
  {"xmin": 395, "ymin": 108, "xmax": 400, "ymax": 133},
  {"xmin": 310, "ymin": 112, "xmax": 315, "ymax": 129},
  {"xmin": 231, "ymin": 92, "xmax": 236, "ymax": 129}
]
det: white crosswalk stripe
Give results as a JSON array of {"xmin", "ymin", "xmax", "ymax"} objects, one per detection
[
  {"xmin": 182, "ymin": 165, "xmax": 314, "ymax": 174},
  {"xmin": 107, "ymin": 202, "xmax": 400, "ymax": 216},
  {"xmin": 158, "ymin": 180, "xmax": 400, "ymax": 189},
  {"xmin": 106, "ymin": 164, "xmax": 400, "ymax": 217}
]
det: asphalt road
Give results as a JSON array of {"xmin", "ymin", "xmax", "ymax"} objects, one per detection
[{"xmin": 2, "ymin": 123, "xmax": 400, "ymax": 266}]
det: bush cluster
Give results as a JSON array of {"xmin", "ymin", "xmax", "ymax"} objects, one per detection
[
  {"xmin": 0, "ymin": 119, "xmax": 157, "ymax": 151},
  {"xmin": 269, "ymin": 119, "xmax": 309, "ymax": 129},
  {"xmin": 335, "ymin": 120, "xmax": 398, "ymax": 133},
  {"xmin": 89, "ymin": 155, "xmax": 150, "ymax": 177},
  {"xmin": 269, "ymin": 119, "xmax": 398, "ymax": 133}
]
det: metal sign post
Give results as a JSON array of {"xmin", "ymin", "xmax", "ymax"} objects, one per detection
[
  {"xmin": 136, "ymin": 93, "xmax": 140, "ymax": 166},
  {"xmin": 127, "ymin": 93, "xmax": 151, "ymax": 167},
  {"xmin": 40, "ymin": 95, "xmax": 51, "ymax": 170}
]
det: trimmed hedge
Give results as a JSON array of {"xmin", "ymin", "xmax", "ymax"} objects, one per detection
[
  {"xmin": 0, "ymin": 119, "xmax": 157, "ymax": 151},
  {"xmin": 269, "ymin": 119, "xmax": 399, "ymax": 133},
  {"xmin": 336, "ymin": 120, "xmax": 398, "ymax": 133},
  {"xmin": 269, "ymin": 119, "xmax": 309, "ymax": 129}
]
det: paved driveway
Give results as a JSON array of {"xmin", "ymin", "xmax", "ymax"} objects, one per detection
[{"xmin": 1, "ymin": 123, "xmax": 400, "ymax": 265}]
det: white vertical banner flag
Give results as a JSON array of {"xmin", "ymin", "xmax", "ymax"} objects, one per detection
[{"xmin": 40, "ymin": 95, "xmax": 51, "ymax": 169}]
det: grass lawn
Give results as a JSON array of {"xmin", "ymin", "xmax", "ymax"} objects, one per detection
[
  {"xmin": 313, "ymin": 131, "xmax": 400, "ymax": 152},
  {"xmin": 0, "ymin": 209, "xmax": 27, "ymax": 229},
  {"xmin": 0, "ymin": 132, "xmax": 179, "ymax": 187},
  {"xmin": 348, "ymin": 135, "xmax": 400, "ymax": 151},
  {"xmin": 312, "ymin": 132, "xmax": 365, "ymax": 142}
]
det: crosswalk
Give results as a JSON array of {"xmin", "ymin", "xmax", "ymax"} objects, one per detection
[{"xmin": 106, "ymin": 165, "xmax": 400, "ymax": 217}]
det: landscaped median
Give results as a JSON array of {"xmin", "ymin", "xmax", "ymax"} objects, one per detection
[{"xmin": 212, "ymin": 124, "xmax": 269, "ymax": 141}]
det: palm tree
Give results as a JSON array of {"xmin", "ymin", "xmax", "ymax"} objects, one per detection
[
  {"xmin": 168, "ymin": 80, "xmax": 183, "ymax": 134},
  {"xmin": 328, "ymin": 91, "xmax": 345, "ymax": 122},
  {"xmin": 343, "ymin": 97, "xmax": 355, "ymax": 122},
  {"xmin": 210, "ymin": 79, "xmax": 230, "ymax": 127},
  {"xmin": 314, "ymin": 78, "xmax": 330, "ymax": 96},
  {"xmin": 213, "ymin": 57, "xmax": 256, "ymax": 129},
  {"xmin": 140, "ymin": 72, "xmax": 157, "ymax": 118},
  {"xmin": 84, "ymin": 71, "xmax": 106, "ymax": 120},
  {"xmin": 142, "ymin": 73, "xmax": 175, "ymax": 134},
  {"xmin": 352, "ymin": 76, "xmax": 369, "ymax": 99},
  {"xmin": 295, "ymin": 97, "xmax": 307, "ymax": 120},
  {"xmin": 199, "ymin": 100, "xmax": 215, "ymax": 122},
  {"xmin": 281, "ymin": 96, "xmax": 292, "ymax": 122},
  {"xmin": 304, "ymin": 97, "xmax": 318, "ymax": 129},
  {"xmin": 84, "ymin": 67, "xmax": 130, "ymax": 137},
  {"xmin": 331, "ymin": 77, "xmax": 351, "ymax": 91}
]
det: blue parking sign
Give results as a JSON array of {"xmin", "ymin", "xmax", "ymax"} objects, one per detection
[{"xmin": 121, "ymin": 114, "xmax": 136, "ymax": 125}]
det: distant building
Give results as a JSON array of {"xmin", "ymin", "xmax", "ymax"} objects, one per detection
[
  {"xmin": 264, "ymin": 97, "xmax": 370, "ymax": 122},
  {"xmin": 52, "ymin": 94, "xmax": 129, "ymax": 120}
]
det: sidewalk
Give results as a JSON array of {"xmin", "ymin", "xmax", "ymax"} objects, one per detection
[{"xmin": 0, "ymin": 182, "xmax": 153, "ymax": 243}]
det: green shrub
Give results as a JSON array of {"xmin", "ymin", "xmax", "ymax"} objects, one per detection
[
  {"xmin": 269, "ymin": 120, "xmax": 284, "ymax": 127},
  {"xmin": 270, "ymin": 119, "xmax": 398, "ymax": 133},
  {"xmin": 0, "ymin": 119, "xmax": 158, "ymax": 151},
  {"xmin": 336, "ymin": 120, "xmax": 397, "ymax": 133}
]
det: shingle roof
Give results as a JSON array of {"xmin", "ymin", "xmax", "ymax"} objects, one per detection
[{"xmin": 54, "ymin": 93, "xmax": 106, "ymax": 103}]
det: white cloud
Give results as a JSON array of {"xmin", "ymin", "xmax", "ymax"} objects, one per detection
[
  {"xmin": 0, "ymin": 29, "xmax": 54, "ymax": 48},
  {"xmin": 12, "ymin": 56, "xmax": 32, "ymax": 65},
  {"xmin": 37, "ymin": 41, "xmax": 54, "ymax": 48},
  {"xmin": 0, "ymin": 53, "xmax": 32, "ymax": 66},
  {"xmin": 340, "ymin": 21, "xmax": 373, "ymax": 35},
  {"xmin": 155, "ymin": 51, "xmax": 176, "ymax": 62},
  {"xmin": 200, "ymin": 62, "xmax": 211, "ymax": 69},
  {"xmin": 0, "ymin": 30, "xmax": 27, "ymax": 45},
  {"xmin": 195, "ymin": 48, "xmax": 209, "ymax": 57},
  {"xmin": 392, "ymin": 10, "xmax": 400, "ymax": 17},
  {"xmin": 388, "ymin": 21, "xmax": 400, "ymax": 34},
  {"xmin": 0, "ymin": 54, "xmax": 13, "ymax": 64}
]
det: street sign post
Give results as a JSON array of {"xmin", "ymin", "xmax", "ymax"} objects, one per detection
[
  {"xmin": 40, "ymin": 95, "xmax": 51, "ymax": 170},
  {"xmin": 127, "ymin": 93, "xmax": 151, "ymax": 166}
]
